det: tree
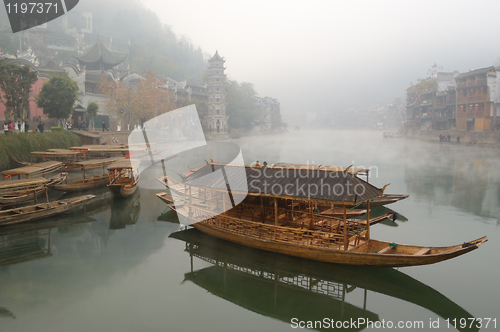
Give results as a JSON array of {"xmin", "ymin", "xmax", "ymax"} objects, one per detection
[
  {"xmin": 388, "ymin": 98, "xmax": 406, "ymax": 120},
  {"xmin": 36, "ymin": 75, "xmax": 78, "ymax": 124},
  {"xmin": 99, "ymin": 71, "xmax": 175, "ymax": 128},
  {"xmin": 0, "ymin": 61, "xmax": 38, "ymax": 122},
  {"xmin": 226, "ymin": 80, "xmax": 260, "ymax": 130},
  {"xmin": 133, "ymin": 71, "xmax": 175, "ymax": 121},
  {"xmin": 86, "ymin": 101, "xmax": 99, "ymax": 130}
]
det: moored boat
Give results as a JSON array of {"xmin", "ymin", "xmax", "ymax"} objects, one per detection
[
  {"xmin": 52, "ymin": 157, "xmax": 126, "ymax": 192},
  {"xmin": 107, "ymin": 159, "xmax": 140, "ymax": 198},
  {"xmin": 0, "ymin": 194, "xmax": 95, "ymax": 226},
  {"xmin": 162, "ymin": 161, "xmax": 487, "ymax": 267},
  {"xmin": 1, "ymin": 162, "xmax": 67, "ymax": 206}
]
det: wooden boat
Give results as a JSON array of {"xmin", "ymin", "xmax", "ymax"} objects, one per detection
[
  {"xmin": 1, "ymin": 161, "xmax": 67, "ymax": 206},
  {"xmin": 71, "ymin": 145, "xmax": 129, "ymax": 159},
  {"xmin": 0, "ymin": 194, "xmax": 95, "ymax": 226},
  {"xmin": 107, "ymin": 159, "xmax": 140, "ymax": 198},
  {"xmin": 30, "ymin": 149, "xmax": 85, "ymax": 169},
  {"xmin": 2, "ymin": 161, "xmax": 64, "ymax": 180},
  {"xmin": 52, "ymin": 157, "xmax": 126, "ymax": 192},
  {"xmin": 0, "ymin": 175, "xmax": 66, "ymax": 206},
  {"xmin": 171, "ymin": 228, "xmax": 480, "ymax": 332},
  {"xmin": 162, "ymin": 161, "xmax": 487, "ymax": 267}
]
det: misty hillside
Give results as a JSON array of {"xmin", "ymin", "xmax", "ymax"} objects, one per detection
[{"xmin": 0, "ymin": 0, "xmax": 207, "ymax": 81}]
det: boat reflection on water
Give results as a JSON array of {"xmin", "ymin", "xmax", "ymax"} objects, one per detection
[
  {"xmin": 0, "ymin": 306, "xmax": 15, "ymax": 319},
  {"xmin": 109, "ymin": 191, "xmax": 141, "ymax": 230},
  {"xmin": 170, "ymin": 228, "xmax": 478, "ymax": 332},
  {"xmin": 157, "ymin": 208, "xmax": 179, "ymax": 223},
  {"xmin": 0, "ymin": 214, "xmax": 97, "ymax": 269}
]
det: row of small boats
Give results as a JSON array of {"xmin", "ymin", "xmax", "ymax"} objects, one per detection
[
  {"xmin": 155, "ymin": 160, "xmax": 487, "ymax": 268},
  {"xmin": 0, "ymin": 148, "xmax": 141, "ymax": 227}
]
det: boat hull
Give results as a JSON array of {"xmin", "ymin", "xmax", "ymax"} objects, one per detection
[
  {"xmin": 0, "ymin": 174, "xmax": 66, "ymax": 205},
  {"xmin": 0, "ymin": 195, "xmax": 95, "ymax": 226},
  {"xmin": 53, "ymin": 176, "xmax": 109, "ymax": 192},
  {"xmin": 190, "ymin": 220, "xmax": 486, "ymax": 267},
  {"xmin": 108, "ymin": 183, "xmax": 138, "ymax": 198}
]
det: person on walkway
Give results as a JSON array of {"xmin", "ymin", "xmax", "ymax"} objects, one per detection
[
  {"xmin": 25, "ymin": 121, "xmax": 29, "ymax": 133},
  {"xmin": 102, "ymin": 121, "xmax": 108, "ymax": 131},
  {"xmin": 8, "ymin": 122, "xmax": 13, "ymax": 131},
  {"xmin": 37, "ymin": 122, "xmax": 44, "ymax": 133},
  {"xmin": 3, "ymin": 123, "xmax": 8, "ymax": 134}
]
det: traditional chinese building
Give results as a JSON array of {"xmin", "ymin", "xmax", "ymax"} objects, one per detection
[
  {"xmin": 74, "ymin": 38, "xmax": 127, "ymax": 72},
  {"xmin": 205, "ymin": 51, "xmax": 228, "ymax": 137},
  {"xmin": 455, "ymin": 67, "xmax": 496, "ymax": 131}
]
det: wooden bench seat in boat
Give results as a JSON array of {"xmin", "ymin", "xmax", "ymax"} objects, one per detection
[
  {"xmin": 378, "ymin": 246, "xmax": 394, "ymax": 254},
  {"xmin": 413, "ymin": 248, "xmax": 431, "ymax": 256}
]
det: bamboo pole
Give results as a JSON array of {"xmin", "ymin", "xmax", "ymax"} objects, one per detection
[
  {"xmin": 45, "ymin": 186, "xmax": 49, "ymax": 207},
  {"xmin": 366, "ymin": 200, "xmax": 370, "ymax": 240},
  {"xmin": 308, "ymin": 202, "xmax": 314, "ymax": 229},
  {"xmin": 274, "ymin": 197, "xmax": 278, "ymax": 225},
  {"xmin": 343, "ymin": 205, "xmax": 348, "ymax": 251},
  {"xmin": 223, "ymin": 192, "xmax": 226, "ymax": 212}
]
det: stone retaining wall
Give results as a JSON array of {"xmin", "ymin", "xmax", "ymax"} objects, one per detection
[{"xmin": 406, "ymin": 128, "xmax": 500, "ymax": 147}]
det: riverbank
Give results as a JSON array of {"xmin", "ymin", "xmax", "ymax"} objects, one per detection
[
  {"xmin": 0, "ymin": 131, "xmax": 81, "ymax": 171},
  {"xmin": 406, "ymin": 128, "xmax": 500, "ymax": 147}
]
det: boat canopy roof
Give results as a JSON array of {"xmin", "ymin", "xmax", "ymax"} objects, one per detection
[
  {"xmin": 75, "ymin": 157, "xmax": 126, "ymax": 168},
  {"xmin": 0, "ymin": 177, "xmax": 50, "ymax": 188},
  {"xmin": 107, "ymin": 159, "xmax": 140, "ymax": 170},
  {"xmin": 2, "ymin": 161, "xmax": 63, "ymax": 178},
  {"xmin": 31, "ymin": 149, "xmax": 82, "ymax": 157},
  {"xmin": 72, "ymin": 145, "xmax": 128, "ymax": 152},
  {"xmin": 183, "ymin": 162, "xmax": 383, "ymax": 205},
  {"xmin": 272, "ymin": 163, "xmax": 369, "ymax": 175}
]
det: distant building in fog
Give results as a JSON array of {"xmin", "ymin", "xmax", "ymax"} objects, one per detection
[{"xmin": 254, "ymin": 96, "xmax": 281, "ymax": 131}]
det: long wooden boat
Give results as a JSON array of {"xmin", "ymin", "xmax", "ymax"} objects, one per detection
[
  {"xmin": 0, "ymin": 194, "xmax": 95, "ymax": 226},
  {"xmin": 171, "ymin": 228, "xmax": 480, "ymax": 332},
  {"xmin": 162, "ymin": 161, "xmax": 487, "ymax": 267},
  {"xmin": 52, "ymin": 157, "xmax": 126, "ymax": 192},
  {"xmin": 107, "ymin": 159, "xmax": 140, "ymax": 198},
  {"xmin": 0, "ymin": 174, "xmax": 66, "ymax": 205},
  {"xmin": 30, "ymin": 149, "xmax": 85, "ymax": 169},
  {"xmin": 1, "ymin": 161, "xmax": 64, "ymax": 180}
]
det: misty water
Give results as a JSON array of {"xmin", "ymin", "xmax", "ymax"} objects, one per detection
[{"xmin": 1, "ymin": 130, "xmax": 499, "ymax": 332}]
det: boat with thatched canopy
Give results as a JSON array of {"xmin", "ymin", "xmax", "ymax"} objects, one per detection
[
  {"xmin": 52, "ymin": 157, "xmax": 126, "ymax": 192},
  {"xmin": 0, "ymin": 162, "xmax": 67, "ymax": 206},
  {"xmin": 159, "ymin": 161, "xmax": 486, "ymax": 267},
  {"xmin": 107, "ymin": 159, "xmax": 140, "ymax": 198}
]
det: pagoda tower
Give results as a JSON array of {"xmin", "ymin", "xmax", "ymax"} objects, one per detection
[{"xmin": 206, "ymin": 51, "xmax": 228, "ymax": 137}]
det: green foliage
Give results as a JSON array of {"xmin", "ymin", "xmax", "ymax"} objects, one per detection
[
  {"xmin": 0, "ymin": 131, "xmax": 81, "ymax": 170},
  {"xmin": 226, "ymin": 81, "xmax": 260, "ymax": 129},
  {"xmin": 86, "ymin": 102, "xmax": 99, "ymax": 119},
  {"xmin": 0, "ymin": 61, "xmax": 38, "ymax": 121},
  {"xmin": 36, "ymin": 75, "xmax": 78, "ymax": 121}
]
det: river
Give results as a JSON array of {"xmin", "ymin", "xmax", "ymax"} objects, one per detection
[{"xmin": 0, "ymin": 130, "xmax": 498, "ymax": 331}]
